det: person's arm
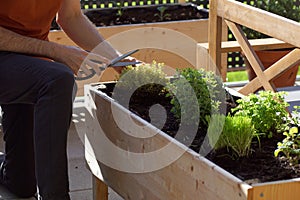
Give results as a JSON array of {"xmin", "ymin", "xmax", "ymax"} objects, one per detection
[
  {"xmin": 0, "ymin": 26, "xmax": 109, "ymax": 74},
  {"xmin": 56, "ymin": 0, "xmax": 121, "ymax": 60},
  {"xmin": 0, "ymin": 26, "xmax": 66, "ymax": 59}
]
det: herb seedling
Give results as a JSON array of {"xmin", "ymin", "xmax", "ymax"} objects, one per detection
[
  {"xmin": 155, "ymin": 6, "xmax": 171, "ymax": 21},
  {"xmin": 275, "ymin": 106, "xmax": 300, "ymax": 165},
  {"xmin": 274, "ymin": 127, "xmax": 300, "ymax": 165},
  {"xmin": 232, "ymin": 91, "xmax": 289, "ymax": 138},
  {"xmin": 213, "ymin": 115, "xmax": 257, "ymax": 158}
]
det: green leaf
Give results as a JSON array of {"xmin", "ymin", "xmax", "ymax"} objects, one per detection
[{"xmin": 274, "ymin": 149, "xmax": 282, "ymax": 157}]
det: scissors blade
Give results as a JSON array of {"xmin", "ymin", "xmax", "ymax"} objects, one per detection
[
  {"xmin": 108, "ymin": 49, "xmax": 139, "ymax": 67},
  {"xmin": 110, "ymin": 61, "xmax": 141, "ymax": 67},
  {"xmin": 89, "ymin": 49, "xmax": 139, "ymax": 66}
]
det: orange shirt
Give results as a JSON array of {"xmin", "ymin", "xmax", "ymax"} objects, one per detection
[{"xmin": 0, "ymin": 0, "xmax": 63, "ymax": 40}]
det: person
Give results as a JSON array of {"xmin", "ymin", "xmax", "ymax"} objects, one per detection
[{"xmin": 0, "ymin": 0, "xmax": 124, "ymax": 199}]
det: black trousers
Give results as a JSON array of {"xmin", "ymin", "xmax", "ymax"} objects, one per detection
[{"xmin": 0, "ymin": 51, "xmax": 75, "ymax": 199}]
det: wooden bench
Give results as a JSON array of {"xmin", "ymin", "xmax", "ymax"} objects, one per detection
[
  {"xmin": 196, "ymin": 38, "xmax": 294, "ymax": 82},
  {"xmin": 201, "ymin": 0, "xmax": 300, "ymax": 95},
  {"xmin": 199, "ymin": 38, "xmax": 293, "ymax": 53}
]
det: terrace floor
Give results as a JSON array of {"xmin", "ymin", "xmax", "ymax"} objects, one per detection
[{"xmin": 0, "ymin": 80, "xmax": 299, "ymax": 200}]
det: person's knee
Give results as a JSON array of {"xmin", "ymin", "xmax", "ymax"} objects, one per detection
[
  {"xmin": 55, "ymin": 68, "xmax": 75, "ymax": 90},
  {"xmin": 45, "ymin": 66, "xmax": 75, "ymax": 95}
]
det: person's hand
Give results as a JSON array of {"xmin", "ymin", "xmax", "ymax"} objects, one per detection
[
  {"xmin": 53, "ymin": 45, "xmax": 110, "ymax": 75},
  {"xmin": 82, "ymin": 52, "xmax": 111, "ymax": 76}
]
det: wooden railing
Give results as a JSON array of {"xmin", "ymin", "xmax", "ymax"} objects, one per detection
[{"xmin": 205, "ymin": 0, "xmax": 300, "ymax": 95}]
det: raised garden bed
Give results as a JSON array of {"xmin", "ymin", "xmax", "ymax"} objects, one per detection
[
  {"xmin": 51, "ymin": 3, "xmax": 208, "ymax": 29},
  {"xmin": 83, "ymin": 3, "xmax": 208, "ymax": 26},
  {"xmin": 84, "ymin": 75, "xmax": 300, "ymax": 200}
]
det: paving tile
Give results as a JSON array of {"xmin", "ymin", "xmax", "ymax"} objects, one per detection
[
  {"xmin": 70, "ymin": 189, "xmax": 92, "ymax": 200},
  {"xmin": 68, "ymin": 157, "xmax": 92, "ymax": 192}
]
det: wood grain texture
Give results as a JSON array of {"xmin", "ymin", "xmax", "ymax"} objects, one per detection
[{"xmin": 49, "ymin": 20, "xmax": 229, "ymax": 96}]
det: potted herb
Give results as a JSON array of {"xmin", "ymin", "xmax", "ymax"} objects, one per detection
[{"xmin": 242, "ymin": 0, "xmax": 300, "ymax": 88}]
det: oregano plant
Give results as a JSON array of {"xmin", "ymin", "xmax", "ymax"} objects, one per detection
[{"xmin": 166, "ymin": 68, "xmax": 224, "ymax": 128}]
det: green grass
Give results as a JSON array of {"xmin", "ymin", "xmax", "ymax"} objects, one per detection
[
  {"xmin": 226, "ymin": 71, "xmax": 248, "ymax": 82},
  {"xmin": 227, "ymin": 67, "xmax": 300, "ymax": 83}
]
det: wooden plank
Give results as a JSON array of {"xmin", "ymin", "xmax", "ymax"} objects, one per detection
[
  {"xmin": 49, "ymin": 20, "xmax": 210, "ymax": 46},
  {"xmin": 225, "ymin": 20, "xmax": 276, "ymax": 92},
  {"xmin": 98, "ymin": 20, "xmax": 210, "ymax": 43},
  {"xmin": 95, "ymin": 154, "xmax": 250, "ymax": 200},
  {"xmin": 208, "ymin": 0, "xmax": 224, "ymax": 79},
  {"xmin": 239, "ymin": 48, "xmax": 300, "ymax": 95},
  {"xmin": 197, "ymin": 37, "xmax": 293, "ymax": 77},
  {"xmin": 92, "ymin": 175, "xmax": 108, "ymax": 200},
  {"xmin": 49, "ymin": 20, "xmax": 212, "ymax": 68},
  {"xmin": 217, "ymin": 0, "xmax": 300, "ymax": 48},
  {"xmin": 49, "ymin": 23, "xmax": 201, "ymax": 69},
  {"xmin": 248, "ymin": 178, "xmax": 300, "ymax": 200},
  {"xmin": 49, "ymin": 20, "xmax": 221, "ymax": 96},
  {"xmin": 198, "ymin": 38, "xmax": 293, "ymax": 53}
]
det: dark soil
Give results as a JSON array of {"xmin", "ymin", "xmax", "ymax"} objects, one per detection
[
  {"xmin": 51, "ymin": 3, "xmax": 208, "ymax": 30},
  {"xmin": 206, "ymin": 133, "xmax": 300, "ymax": 184},
  {"xmin": 97, "ymin": 82, "xmax": 300, "ymax": 184}
]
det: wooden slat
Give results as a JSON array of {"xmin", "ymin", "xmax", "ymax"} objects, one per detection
[
  {"xmin": 217, "ymin": 0, "xmax": 300, "ymax": 49},
  {"xmin": 239, "ymin": 48, "xmax": 300, "ymax": 94},
  {"xmin": 248, "ymin": 178, "xmax": 300, "ymax": 200},
  {"xmin": 225, "ymin": 20, "xmax": 276, "ymax": 92},
  {"xmin": 49, "ymin": 20, "xmax": 210, "ymax": 46},
  {"xmin": 92, "ymin": 175, "xmax": 108, "ymax": 200},
  {"xmin": 198, "ymin": 38, "xmax": 293, "ymax": 53},
  {"xmin": 208, "ymin": 0, "xmax": 224, "ymax": 79}
]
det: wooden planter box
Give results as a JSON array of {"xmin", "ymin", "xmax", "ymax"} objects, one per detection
[
  {"xmin": 84, "ymin": 83, "xmax": 300, "ymax": 200},
  {"xmin": 49, "ymin": 6, "xmax": 228, "ymax": 96}
]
